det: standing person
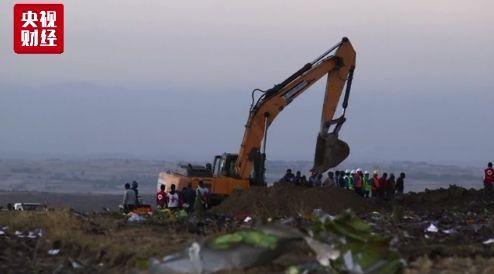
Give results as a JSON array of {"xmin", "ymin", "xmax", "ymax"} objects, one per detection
[
  {"xmin": 323, "ymin": 171, "xmax": 336, "ymax": 187},
  {"xmin": 122, "ymin": 183, "xmax": 136, "ymax": 213},
  {"xmin": 396, "ymin": 172, "xmax": 406, "ymax": 196},
  {"xmin": 294, "ymin": 171, "xmax": 303, "ymax": 186},
  {"xmin": 280, "ymin": 169, "xmax": 295, "ymax": 184},
  {"xmin": 334, "ymin": 171, "xmax": 340, "ymax": 186},
  {"xmin": 339, "ymin": 170, "xmax": 348, "ymax": 188},
  {"xmin": 371, "ymin": 171, "xmax": 380, "ymax": 198},
  {"xmin": 131, "ymin": 181, "xmax": 141, "ymax": 206},
  {"xmin": 354, "ymin": 168, "xmax": 363, "ymax": 196},
  {"xmin": 379, "ymin": 173, "xmax": 388, "ymax": 199},
  {"xmin": 363, "ymin": 171, "xmax": 372, "ymax": 198},
  {"xmin": 308, "ymin": 172, "xmax": 317, "ymax": 187},
  {"xmin": 156, "ymin": 184, "xmax": 168, "ymax": 209},
  {"xmin": 484, "ymin": 162, "xmax": 494, "ymax": 198},
  {"xmin": 194, "ymin": 181, "xmax": 209, "ymax": 220},
  {"xmin": 386, "ymin": 174, "xmax": 396, "ymax": 201},
  {"xmin": 182, "ymin": 183, "xmax": 196, "ymax": 213},
  {"xmin": 347, "ymin": 170, "xmax": 355, "ymax": 191},
  {"xmin": 167, "ymin": 184, "xmax": 180, "ymax": 210}
]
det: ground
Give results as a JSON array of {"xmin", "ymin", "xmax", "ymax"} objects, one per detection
[{"xmin": 2, "ymin": 185, "xmax": 494, "ymax": 273}]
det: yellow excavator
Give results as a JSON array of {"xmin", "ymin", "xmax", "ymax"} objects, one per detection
[{"xmin": 158, "ymin": 37, "xmax": 356, "ymax": 203}]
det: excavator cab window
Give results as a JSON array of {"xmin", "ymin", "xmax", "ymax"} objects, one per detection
[{"xmin": 212, "ymin": 154, "xmax": 239, "ymax": 177}]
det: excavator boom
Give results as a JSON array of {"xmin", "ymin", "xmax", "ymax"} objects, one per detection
[{"xmin": 235, "ymin": 37, "xmax": 356, "ymax": 182}]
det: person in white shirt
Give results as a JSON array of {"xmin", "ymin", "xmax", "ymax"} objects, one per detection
[{"xmin": 167, "ymin": 184, "xmax": 180, "ymax": 210}]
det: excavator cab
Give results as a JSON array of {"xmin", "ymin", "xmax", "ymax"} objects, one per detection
[{"xmin": 212, "ymin": 153, "xmax": 238, "ymax": 177}]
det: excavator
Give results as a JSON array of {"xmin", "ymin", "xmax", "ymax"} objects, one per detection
[{"xmin": 158, "ymin": 37, "xmax": 356, "ymax": 203}]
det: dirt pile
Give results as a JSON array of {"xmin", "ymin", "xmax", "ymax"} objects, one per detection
[
  {"xmin": 213, "ymin": 185, "xmax": 367, "ymax": 217},
  {"xmin": 400, "ymin": 185, "xmax": 485, "ymax": 211}
]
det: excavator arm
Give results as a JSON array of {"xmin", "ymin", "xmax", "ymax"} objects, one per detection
[{"xmin": 235, "ymin": 37, "xmax": 356, "ymax": 183}]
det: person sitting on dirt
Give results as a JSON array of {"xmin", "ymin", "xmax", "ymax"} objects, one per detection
[
  {"xmin": 167, "ymin": 184, "xmax": 180, "ymax": 210},
  {"xmin": 396, "ymin": 172, "xmax": 406, "ymax": 196},
  {"xmin": 156, "ymin": 184, "xmax": 168, "ymax": 209},
  {"xmin": 122, "ymin": 183, "xmax": 136, "ymax": 213},
  {"xmin": 301, "ymin": 175, "xmax": 309, "ymax": 187},
  {"xmin": 194, "ymin": 181, "xmax": 209, "ymax": 220},
  {"xmin": 371, "ymin": 171, "xmax": 380, "ymax": 198},
  {"xmin": 323, "ymin": 171, "xmax": 335, "ymax": 187},
  {"xmin": 280, "ymin": 169, "xmax": 295, "ymax": 184},
  {"xmin": 386, "ymin": 173, "xmax": 396, "ymax": 200},
  {"xmin": 363, "ymin": 171, "xmax": 372, "ymax": 198},
  {"xmin": 182, "ymin": 183, "xmax": 196, "ymax": 213},
  {"xmin": 484, "ymin": 162, "xmax": 494, "ymax": 197}
]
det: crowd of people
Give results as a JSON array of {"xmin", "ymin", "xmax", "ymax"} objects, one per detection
[
  {"xmin": 122, "ymin": 180, "xmax": 210, "ymax": 218},
  {"xmin": 278, "ymin": 168, "xmax": 406, "ymax": 200},
  {"xmin": 156, "ymin": 181, "xmax": 210, "ymax": 217}
]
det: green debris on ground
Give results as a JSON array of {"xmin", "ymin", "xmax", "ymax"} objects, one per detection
[{"xmin": 209, "ymin": 230, "xmax": 278, "ymax": 250}]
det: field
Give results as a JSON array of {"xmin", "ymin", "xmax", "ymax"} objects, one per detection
[{"xmin": 2, "ymin": 185, "xmax": 494, "ymax": 273}]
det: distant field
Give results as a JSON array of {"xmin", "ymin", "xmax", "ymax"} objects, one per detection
[{"xmin": 0, "ymin": 157, "xmax": 484, "ymax": 195}]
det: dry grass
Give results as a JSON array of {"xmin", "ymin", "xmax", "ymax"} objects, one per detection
[{"xmin": 0, "ymin": 209, "xmax": 193, "ymax": 273}]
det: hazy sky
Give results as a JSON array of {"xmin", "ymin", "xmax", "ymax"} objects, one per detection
[{"xmin": 1, "ymin": 0, "xmax": 493, "ymax": 164}]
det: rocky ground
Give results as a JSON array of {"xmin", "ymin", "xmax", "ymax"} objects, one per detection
[{"xmin": 2, "ymin": 185, "xmax": 494, "ymax": 273}]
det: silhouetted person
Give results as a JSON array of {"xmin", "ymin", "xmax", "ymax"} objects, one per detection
[
  {"xmin": 122, "ymin": 183, "xmax": 136, "ymax": 213},
  {"xmin": 194, "ymin": 181, "xmax": 209, "ymax": 220},
  {"xmin": 182, "ymin": 183, "xmax": 196, "ymax": 213},
  {"xmin": 131, "ymin": 181, "xmax": 141, "ymax": 206},
  {"xmin": 379, "ymin": 173, "xmax": 388, "ymax": 199},
  {"xmin": 386, "ymin": 173, "xmax": 396, "ymax": 200},
  {"xmin": 280, "ymin": 169, "xmax": 295, "ymax": 184},
  {"xmin": 484, "ymin": 162, "xmax": 494, "ymax": 198},
  {"xmin": 292, "ymin": 171, "xmax": 302, "ymax": 186},
  {"xmin": 396, "ymin": 172, "xmax": 406, "ymax": 195}
]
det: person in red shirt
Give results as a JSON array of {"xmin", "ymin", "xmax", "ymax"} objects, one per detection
[
  {"xmin": 156, "ymin": 184, "xmax": 168, "ymax": 209},
  {"xmin": 379, "ymin": 173, "xmax": 388, "ymax": 200},
  {"xmin": 484, "ymin": 162, "xmax": 494, "ymax": 198},
  {"xmin": 371, "ymin": 171, "xmax": 380, "ymax": 198}
]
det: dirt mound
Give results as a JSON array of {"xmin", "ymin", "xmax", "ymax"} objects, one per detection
[
  {"xmin": 213, "ymin": 185, "xmax": 367, "ymax": 218},
  {"xmin": 400, "ymin": 185, "xmax": 484, "ymax": 211}
]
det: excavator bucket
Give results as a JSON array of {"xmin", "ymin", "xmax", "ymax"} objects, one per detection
[{"xmin": 312, "ymin": 133, "xmax": 350, "ymax": 174}]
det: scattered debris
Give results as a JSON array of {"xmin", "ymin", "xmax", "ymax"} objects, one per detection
[
  {"xmin": 483, "ymin": 239, "xmax": 494, "ymax": 245},
  {"xmin": 426, "ymin": 224, "xmax": 438, "ymax": 233},
  {"xmin": 48, "ymin": 249, "xmax": 61, "ymax": 255},
  {"xmin": 128, "ymin": 213, "xmax": 146, "ymax": 223}
]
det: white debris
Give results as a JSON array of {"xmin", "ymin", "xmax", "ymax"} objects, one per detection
[
  {"xmin": 442, "ymin": 229, "xmax": 455, "ymax": 234},
  {"xmin": 0, "ymin": 230, "xmax": 5, "ymax": 236},
  {"xmin": 343, "ymin": 251, "xmax": 363, "ymax": 274},
  {"xmin": 48, "ymin": 249, "xmax": 61, "ymax": 255},
  {"xmin": 483, "ymin": 238, "xmax": 494, "ymax": 245},
  {"xmin": 15, "ymin": 231, "xmax": 24, "ymax": 238},
  {"xmin": 27, "ymin": 231, "xmax": 37, "ymax": 239},
  {"xmin": 426, "ymin": 224, "xmax": 438, "ymax": 233},
  {"xmin": 243, "ymin": 216, "xmax": 252, "ymax": 223},
  {"xmin": 127, "ymin": 213, "xmax": 146, "ymax": 223},
  {"xmin": 304, "ymin": 236, "xmax": 340, "ymax": 266}
]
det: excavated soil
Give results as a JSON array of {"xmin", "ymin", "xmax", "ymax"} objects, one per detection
[{"xmin": 213, "ymin": 185, "xmax": 367, "ymax": 218}]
